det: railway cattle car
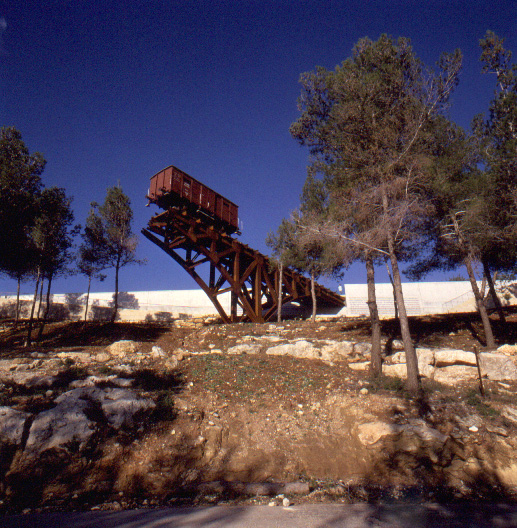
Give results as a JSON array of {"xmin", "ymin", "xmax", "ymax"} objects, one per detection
[{"xmin": 147, "ymin": 165, "xmax": 239, "ymax": 234}]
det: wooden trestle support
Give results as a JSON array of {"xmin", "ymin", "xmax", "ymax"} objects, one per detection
[{"xmin": 142, "ymin": 208, "xmax": 344, "ymax": 323}]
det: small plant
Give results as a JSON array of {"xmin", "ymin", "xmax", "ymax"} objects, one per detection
[
  {"xmin": 368, "ymin": 374, "xmax": 404, "ymax": 393},
  {"xmin": 465, "ymin": 388, "xmax": 499, "ymax": 417}
]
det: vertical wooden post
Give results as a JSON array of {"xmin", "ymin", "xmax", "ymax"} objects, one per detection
[{"xmin": 254, "ymin": 258, "xmax": 262, "ymax": 320}]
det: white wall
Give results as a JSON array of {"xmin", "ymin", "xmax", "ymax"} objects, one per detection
[{"xmin": 344, "ymin": 281, "xmax": 517, "ymax": 317}]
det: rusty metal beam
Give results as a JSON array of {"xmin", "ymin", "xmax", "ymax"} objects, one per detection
[{"xmin": 143, "ymin": 207, "xmax": 343, "ymax": 323}]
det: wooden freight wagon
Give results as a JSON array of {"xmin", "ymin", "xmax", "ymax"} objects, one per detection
[{"xmin": 147, "ymin": 165, "xmax": 239, "ymax": 234}]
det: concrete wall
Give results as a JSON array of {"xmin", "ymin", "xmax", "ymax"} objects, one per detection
[
  {"xmin": 0, "ymin": 290, "xmax": 231, "ymax": 321},
  {"xmin": 344, "ymin": 280, "xmax": 517, "ymax": 317}
]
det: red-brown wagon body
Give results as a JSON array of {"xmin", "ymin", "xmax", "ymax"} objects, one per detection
[{"xmin": 148, "ymin": 165, "xmax": 239, "ymax": 234}]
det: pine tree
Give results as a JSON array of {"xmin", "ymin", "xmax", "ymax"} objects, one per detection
[{"xmin": 290, "ymin": 35, "xmax": 462, "ymax": 391}]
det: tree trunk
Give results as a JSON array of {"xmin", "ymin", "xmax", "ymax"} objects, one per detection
[
  {"xmin": 382, "ymin": 186, "xmax": 420, "ymax": 392},
  {"xmin": 310, "ymin": 269, "xmax": 317, "ymax": 323},
  {"xmin": 37, "ymin": 275, "xmax": 53, "ymax": 341},
  {"xmin": 482, "ymin": 258, "xmax": 506, "ymax": 324},
  {"xmin": 84, "ymin": 275, "xmax": 92, "ymax": 322},
  {"xmin": 15, "ymin": 276, "xmax": 21, "ymax": 326},
  {"xmin": 465, "ymin": 254, "xmax": 496, "ymax": 348},
  {"xmin": 366, "ymin": 253, "xmax": 382, "ymax": 377},
  {"xmin": 111, "ymin": 256, "xmax": 121, "ymax": 323},
  {"xmin": 277, "ymin": 263, "xmax": 283, "ymax": 323},
  {"xmin": 385, "ymin": 261, "xmax": 399, "ymax": 320},
  {"xmin": 36, "ymin": 278, "xmax": 44, "ymax": 320},
  {"xmin": 25, "ymin": 268, "xmax": 41, "ymax": 347}
]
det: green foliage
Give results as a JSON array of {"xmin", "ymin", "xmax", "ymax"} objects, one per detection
[
  {"xmin": 0, "ymin": 127, "xmax": 45, "ymax": 281},
  {"xmin": 91, "ymin": 186, "xmax": 142, "ymax": 322},
  {"xmin": 32, "ymin": 187, "xmax": 76, "ymax": 280},
  {"xmin": 464, "ymin": 388, "xmax": 499, "ymax": 417},
  {"xmin": 368, "ymin": 374, "xmax": 405, "ymax": 393}
]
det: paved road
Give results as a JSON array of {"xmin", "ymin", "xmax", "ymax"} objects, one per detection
[{"xmin": 3, "ymin": 503, "xmax": 517, "ymax": 527}]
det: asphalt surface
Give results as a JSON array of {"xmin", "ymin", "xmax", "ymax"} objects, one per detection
[{"xmin": 2, "ymin": 503, "xmax": 517, "ymax": 528}]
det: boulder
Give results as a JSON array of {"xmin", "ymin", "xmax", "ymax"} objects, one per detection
[
  {"xmin": 348, "ymin": 361, "xmax": 370, "ymax": 371},
  {"xmin": 94, "ymin": 352, "xmax": 111, "ymax": 362},
  {"xmin": 434, "ymin": 349, "xmax": 477, "ymax": 367},
  {"xmin": 0, "ymin": 406, "xmax": 32, "ymax": 446},
  {"xmin": 0, "ymin": 371, "xmax": 59, "ymax": 388},
  {"xmin": 383, "ymin": 364, "xmax": 407, "ymax": 378},
  {"xmin": 502, "ymin": 406, "xmax": 517, "ymax": 425},
  {"xmin": 151, "ymin": 346, "xmax": 167, "ymax": 358},
  {"xmin": 320, "ymin": 341, "xmax": 355, "ymax": 361},
  {"xmin": 357, "ymin": 420, "xmax": 447, "ymax": 448},
  {"xmin": 385, "ymin": 348, "xmax": 435, "ymax": 378},
  {"xmin": 353, "ymin": 342, "xmax": 372, "ymax": 356},
  {"xmin": 479, "ymin": 353, "xmax": 517, "ymax": 381},
  {"xmin": 94, "ymin": 388, "xmax": 156, "ymax": 429},
  {"xmin": 432, "ymin": 365, "xmax": 478, "ymax": 384},
  {"xmin": 56, "ymin": 351, "xmax": 91, "ymax": 363},
  {"xmin": 266, "ymin": 340, "xmax": 320, "ymax": 360},
  {"xmin": 227, "ymin": 344, "xmax": 262, "ymax": 355},
  {"xmin": 497, "ymin": 344, "xmax": 517, "ymax": 356},
  {"xmin": 24, "ymin": 386, "xmax": 157, "ymax": 455},
  {"xmin": 357, "ymin": 421, "xmax": 400, "ymax": 446},
  {"xmin": 390, "ymin": 339, "xmax": 405, "ymax": 350},
  {"xmin": 106, "ymin": 340, "xmax": 140, "ymax": 357},
  {"xmin": 165, "ymin": 357, "xmax": 180, "ymax": 369},
  {"xmin": 403, "ymin": 420, "xmax": 448, "ymax": 444},
  {"xmin": 25, "ymin": 395, "xmax": 94, "ymax": 453}
]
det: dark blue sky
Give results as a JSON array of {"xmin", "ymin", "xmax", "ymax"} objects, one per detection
[{"xmin": 1, "ymin": 0, "xmax": 516, "ymax": 295}]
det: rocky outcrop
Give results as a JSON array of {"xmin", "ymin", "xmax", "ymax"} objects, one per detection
[
  {"xmin": 227, "ymin": 344, "xmax": 262, "ymax": 355},
  {"xmin": 356, "ymin": 419, "xmax": 448, "ymax": 447},
  {"xmin": 266, "ymin": 340, "xmax": 320, "ymax": 359},
  {"xmin": 479, "ymin": 353, "xmax": 517, "ymax": 381},
  {"xmin": 106, "ymin": 340, "xmax": 140, "ymax": 357},
  {"xmin": 383, "ymin": 346, "xmax": 517, "ymax": 384},
  {"xmin": 0, "ymin": 407, "xmax": 31, "ymax": 446},
  {"xmin": 2, "ymin": 384, "xmax": 156, "ymax": 459}
]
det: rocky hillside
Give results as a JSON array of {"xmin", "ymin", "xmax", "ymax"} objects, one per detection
[{"xmin": 1, "ymin": 314, "xmax": 517, "ymax": 513}]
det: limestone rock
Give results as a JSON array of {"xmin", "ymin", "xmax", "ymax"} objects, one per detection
[
  {"xmin": 320, "ymin": 341, "xmax": 354, "ymax": 361},
  {"xmin": 173, "ymin": 348, "xmax": 188, "ymax": 360},
  {"xmin": 349, "ymin": 361, "xmax": 370, "ymax": 371},
  {"xmin": 0, "ymin": 406, "xmax": 32, "ymax": 445},
  {"xmin": 94, "ymin": 352, "xmax": 111, "ymax": 362},
  {"xmin": 497, "ymin": 344, "xmax": 517, "ymax": 356},
  {"xmin": 94, "ymin": 388, "xmax": 156, "ymax": 429},
  {"xmin": 390, "ymin": 348, "xmax": 435, "ymax": 366},
  {"xmin": 435, "ymin": 349, "xmax": 477, "ymax": 367},
  {"xmin": 479, "ymin": 353, "xmax": 517, "ymax": 381},
  {"xmin": 56, "ymin": 351, "xmax": 91, "ymax": 363},
  {"xmin": 0, "ymin": 371, "xmax": 58, "ymax": 388},
  {"xmin": 383, "ymin": 364, "xmax": 407, "ymax": 378},
  {"xmin": 165, "ymin": 357, "xmax": 179, "ymax": 369},
  {"xmin": 26, "ymin": 395, "xmax": 94, "ymax": 453},
  {"xmin": 382, "ymin": 348, "xmax": 435, "ymax": 378},
  {"xmin": 266, "ymin": 340, "xmax": 320, "ymax": 360},
  {"xmin": 106, "ymin": 340, "xmax": 140, "ymax": 357},
  {"xmin": 502, "ymin": 406, "xmax": 517, "ymax": 425},
  {"xmin": 403, "ymin": 420, "xmax": 448, "ymax": 444},
  {"xmin": 353, "ymin": 342, "xmax": 372, "ymax": 356},
  {"xmin": 357, "ymin": 421, "xmax": 399, "ymax": 445},
  {"xmin": 151, "ymin": 346, "xmax": 167, "ymax": 358},
  {"xmin": 432, "ymin": 365, "xmax": 478, "ymax": 384},
  {"xmin": 227, "ymin": 344, "xmax": 262, "ymax": 355}
]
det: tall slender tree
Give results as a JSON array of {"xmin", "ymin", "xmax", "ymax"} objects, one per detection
[
  {"xmin": 0, "ymin": 127, "xmax": 45, "ymax": 322},
  {"xmin": 25, "ymin": 187, "xmax": 76, "ymax": 344},
  {"xmin": 290, "ymin": 35, "xmax": 462, "ymax": 391},
  {"xmin": 78, "ymin": 208, "xmax": 108, "ymax": 321},
  {"xmin": 94, "ymin": 186, "xmax": 141, "ymax": 323}
]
